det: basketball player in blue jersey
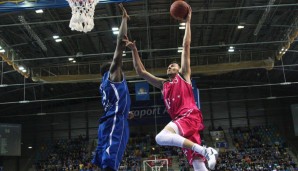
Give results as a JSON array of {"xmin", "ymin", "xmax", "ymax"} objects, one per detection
[{"xmin": 91, "ymin": 4, "xmax": 131, "ymax": 171}]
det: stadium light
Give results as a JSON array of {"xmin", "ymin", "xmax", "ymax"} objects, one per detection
[
  {"xmin": 228, "ymin": 46, "xmax": 235, "ymax": 52},
  {"xmin": 177, "ymin": 47, "xmax": 183, "ymax": 53},
  {"xmin": 55, "ymin": 38, "xmax": 62, "ymax": 42},
  {"xmin": 35, "ymin": 9, "xmax": 44, "ymax": 14},
  {"xmin": 237, "ymin": 25, "xmax": 244, "ymax": 29},
  {"xmin": 53, "ymin": 35, "xmax": 60, "ymax": 39}
]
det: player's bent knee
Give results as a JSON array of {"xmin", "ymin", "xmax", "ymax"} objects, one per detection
[
  {"xmin": 155, "ymin": 132, "xmax": 164, "ymax": 145},
  {"xmin": 155, "ymin": 130, "xmax": 170, "ymax": 146}
]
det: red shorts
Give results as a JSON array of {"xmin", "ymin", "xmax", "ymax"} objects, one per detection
[{"xmin": 173, "ymin": 109, "xmax": 205, "ymax": 165}]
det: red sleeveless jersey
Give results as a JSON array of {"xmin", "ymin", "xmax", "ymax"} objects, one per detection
[{"xmin": 162, "ymin": 73, "xmax": 200, "ymax": 120}]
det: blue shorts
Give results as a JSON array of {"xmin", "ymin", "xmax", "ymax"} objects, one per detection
[{"xmin": 92, "ymin": 115, "xmax": 129, "ymax": 170}]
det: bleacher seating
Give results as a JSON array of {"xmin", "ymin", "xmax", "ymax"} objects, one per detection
[
  {"xmin": 34, "ymin": 125, "xmax": 297, "ymax": 171},
  {"xmin": 215, "ymin": 125, "xmax": 296, "ymax": 171},
  {"xmin": 35, "ymin": 135, "xmax": 94, "ymax": 170}
]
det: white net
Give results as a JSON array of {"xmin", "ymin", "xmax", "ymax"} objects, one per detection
[{"xmin": 66, "ymin": 0, "xmax": 99, "ymax": 33}]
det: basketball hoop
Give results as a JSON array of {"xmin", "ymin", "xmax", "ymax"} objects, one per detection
[{"xmin": 66, "ymin": 0, "xmax": 99, "ymax": 33}]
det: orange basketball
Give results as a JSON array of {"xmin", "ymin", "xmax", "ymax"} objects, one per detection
[{"xmin": 170, "ymin": 0, "xmax": 190, "ymax": 21}]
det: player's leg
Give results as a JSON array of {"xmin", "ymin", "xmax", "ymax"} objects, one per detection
[
  {"xmin": 102, "ymin": 115, "xmax": 129, "ymax": 170},
  {"xmin": 185, "ymin": 132, "xmax": 215, "ymax": 171},
  {"xmin": 192, "ymin": 159, "xmax": 208, "ymax": 171},
  {"xmin": 155, "ymin": 121, "xmax": 218, "ymax": 170},
  {"xmin": 92, "ymin": 123, "xmax": 105, "ymax": 166},
  {"xmin": 155, "ymin": 122, "xmax": 184, "ymax": 147},
  {"xmin": 155, "ymin": 122, "xmax": 206, "ymax": 154},
  {"xmin": 175, "ymin": 114, "xmax": 218, "ymax": 170}
]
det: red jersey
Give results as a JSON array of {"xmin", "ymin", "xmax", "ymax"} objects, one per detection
[{"xmin": 162, "ymin": 73, "xmax": 200, "ymax": 120}]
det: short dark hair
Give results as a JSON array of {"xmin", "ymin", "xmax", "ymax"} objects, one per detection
[
  {"xmin": 170, "ymin": 61, "xmax": 180, "ymax": 66},
  {"xmin": 100, "ymin": 62, "xmax": 111, "ymax": 76}
]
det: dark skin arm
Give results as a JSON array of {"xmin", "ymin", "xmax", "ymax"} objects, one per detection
[{"xmin": 109, "ymin": 4, "xmax": 129, "ymax": 82}]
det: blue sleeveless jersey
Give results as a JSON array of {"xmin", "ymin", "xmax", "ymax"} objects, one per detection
[
  {"xmin": 99, "ymin": 71, "xmax": 131, "ymax": 122},
  {"xmin": 93, "ymin": 71, "xmax": 131, "ymax": 170}
]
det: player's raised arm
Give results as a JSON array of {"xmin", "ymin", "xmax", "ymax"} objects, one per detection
[
  {"xmin": 126, "ymin": 41, "xmax": 166, "ymax": 89},
  {"xmin": 109, "ymin": 4, "xmax": 129, "ymax": 82},
  {"xmin": 179, "ymin": 7, "xmax": 192, "ymax": 83}
]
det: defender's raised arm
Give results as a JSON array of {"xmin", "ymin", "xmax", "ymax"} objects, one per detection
[{"xmin": 109, "ymin": 4, "xmax": 129, "ymax": 82}]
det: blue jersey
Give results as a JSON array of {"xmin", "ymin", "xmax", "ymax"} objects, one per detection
[
  {"xmin": 92, "ymin": 71, "xmax": 131, "ymax": 170},
  {"xmin": 99, "ymin": 71, "xmax": 131, "ymax": 122}
]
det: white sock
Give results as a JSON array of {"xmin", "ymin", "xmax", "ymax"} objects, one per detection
[
  {"xmin": 192, "ymin": 144, "xmax": 206, "ymax": 156},
  {"xmin": 192, "ymin": 159, "xmax": 208, "ymax": 171},
  {"xmin": 155, "ymin": 129, "xmax": 186, "ymax": 147}
]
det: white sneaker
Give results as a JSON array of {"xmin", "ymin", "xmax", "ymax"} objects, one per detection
[{"xmin": 205, "ymin": 147, "xmax": 218, "ymax": 170}]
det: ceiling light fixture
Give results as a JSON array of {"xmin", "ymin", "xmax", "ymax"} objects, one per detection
[
  {"xmin": 112, "ymin": 27, "xmax": 119, "ymax": 35},
  {"xmin": 179, "ymin": 23, "xmax": 186, "ymax": 30},
  {"xmin": 55, "ymin": 38, "xmax": 62, "ymax": 42},
  {"xmin": 228, "ymin": 46, "xmax": 235, "ymax": 52},
  {"xmin": 177, "ymin": 47, "xmax": 183, "ymax": 53},
  {"xmin": 19, "ymin": 66, "xmax": 24, "ymax": 70},
  {"xmin": 68, "ymin": 57, "xmax": 74, "ymax": 61},
  {"xmin": 19, "ymin": 66, "xmax": 27, "ymax": 72},
  {"xmin": 53, "ymin": 35, "xmax": 59, "ymax": 39},
  {"xmin": 279, "ymin": 47, "xmax": 288, "ymax": 55},
  {"xmin": 0, "ymin": 46, "xmax": 5, "ymax": 53},
  {"xmin": 113, "ymin": 31, "xmax": 119, "ymax": 35},
  {"xmin": 35, "ymin": 9, "xmax": 43, "ymax": 13},
  {"xmin": 237, "ymin": 25, "xmax": 244, "ymax": 29}
]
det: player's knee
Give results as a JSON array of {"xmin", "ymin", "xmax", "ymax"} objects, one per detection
[
  {"xmin": 155, "ymin": 130, "xmax": 170, "ymax": 146},
  {"xmin": 155, "ymin": 131, "xmax": 167, "ymax": 145},
  {"xmin": 155, "ymin": 132, "xmax": 163, "ymax": 145}
]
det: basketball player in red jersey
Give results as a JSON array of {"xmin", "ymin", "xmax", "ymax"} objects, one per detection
[{"xmin": 126, "ymin": 8, "xmax": 218, "ymax": 171}]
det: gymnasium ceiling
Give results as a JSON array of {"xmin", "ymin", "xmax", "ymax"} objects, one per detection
[{"xmin": 0, "ymin": 0, "xmax": 297, "ymax": 117}]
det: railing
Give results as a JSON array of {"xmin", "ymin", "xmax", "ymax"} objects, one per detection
[{"xmin": 31, "ymin": 50, "xmax": 274, "ymax": 77}]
